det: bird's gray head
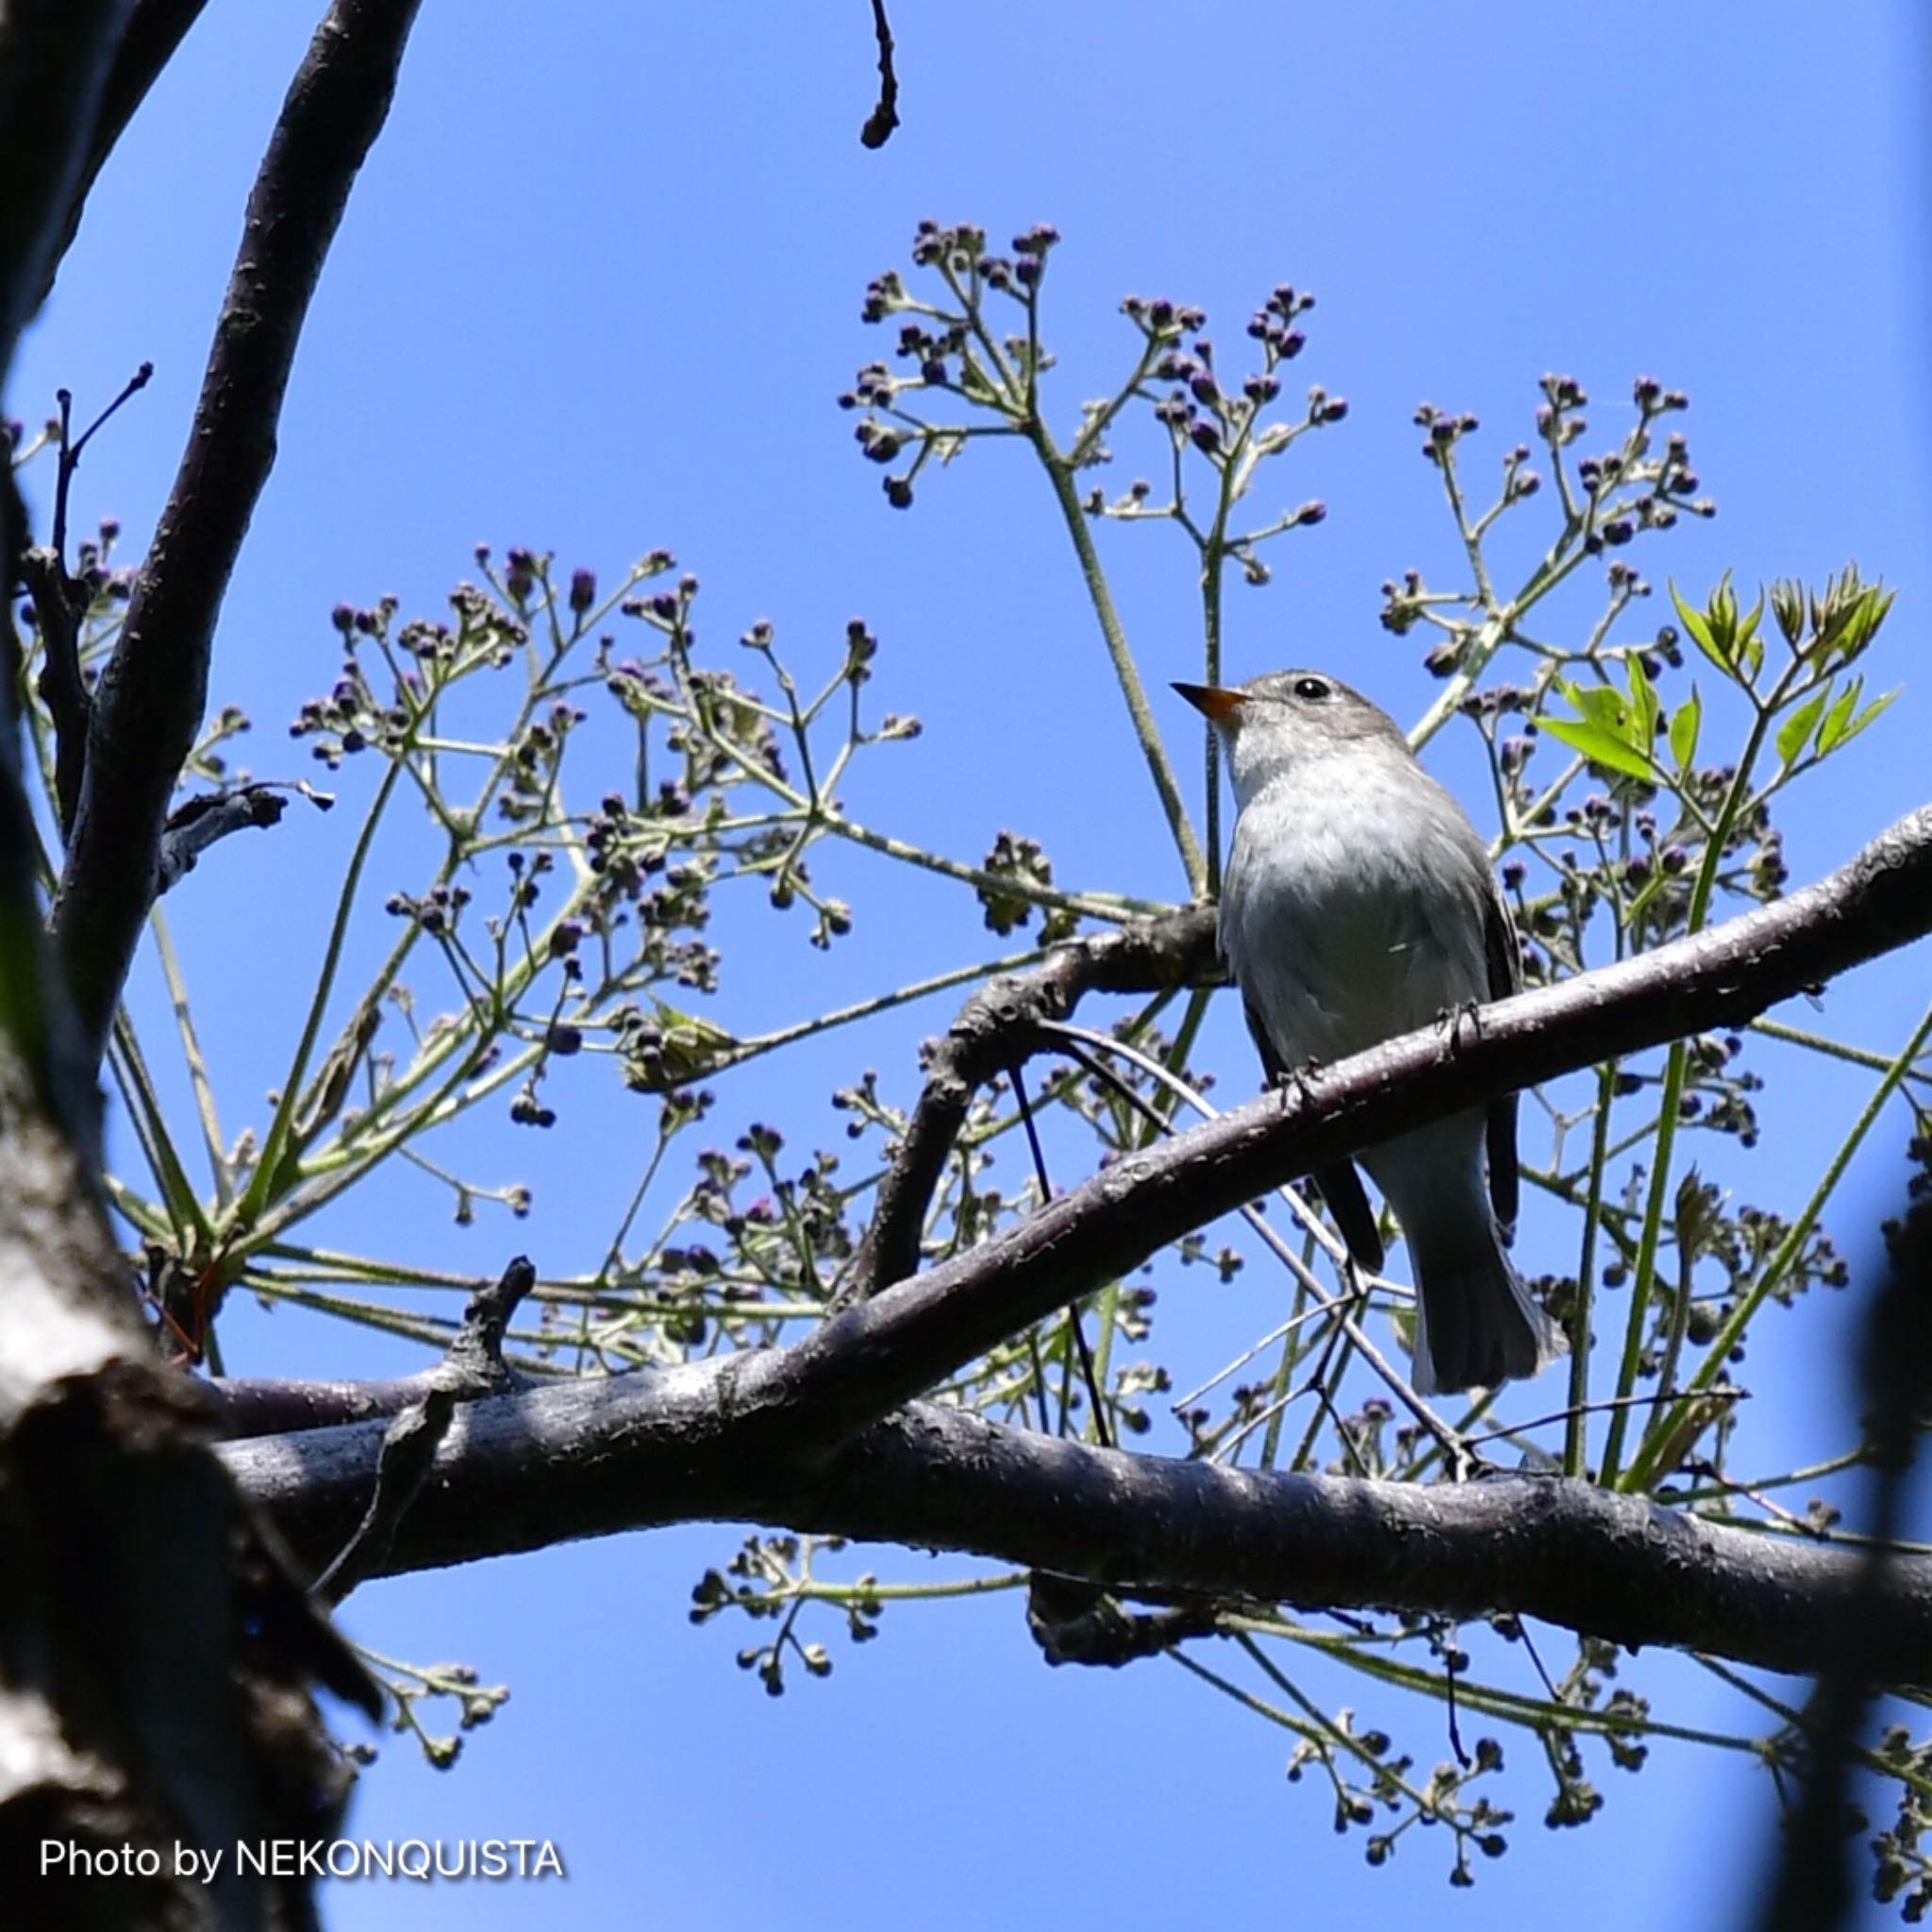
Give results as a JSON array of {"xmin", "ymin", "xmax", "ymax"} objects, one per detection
[{"xmin": 1174, "ymin": 670, "xmax": 1413, "ymax": 807}]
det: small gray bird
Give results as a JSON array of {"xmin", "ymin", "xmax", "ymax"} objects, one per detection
[{"xmin": 1176, "ymin": 669, "xmax": 1563, "ymax": 1394}]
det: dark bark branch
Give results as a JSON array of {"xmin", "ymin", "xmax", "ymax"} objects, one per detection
[
  {"xmin": 52, "ymin": 0, "xmax": 425, "ymax": 1062},
  {"xmin": 858, "ymin": 0, "xmax": 900, "ymax": 148},
  {"xmin": 37, "ymin": 0, "xmax": 213, "ymax": 308},
  {"xmin": 307, "ymin": 1256, "xmax": 533, "ymax": 1599},
  {"xmin": 219, "ymin": 1375, "xmax": 1932, "ymax": 1688},
  {"xmin": 225, "ymin": 801, "xmax": 1932, "ymax": 1526},
  {"xmin": 207, "ymin": 807, "xmax": 1932, "ymax": 1746},
  {"xmin": 155, "ymin": 777, "xmax": 335, "ymax": 891},
  {"xmin": 0, "ymin": 1, "xmax": 131, "ymax": 1150},
  {"xmin": 18, "ymin": 545, "xmax": 91, "ymax": 832},
  {"xmin": 845, "ymin": 903, "xmax": 1217, "ymax": 1300},
  {"xmin": 0, "ymin": 0, "xmax": 132, "ymax": 364}
]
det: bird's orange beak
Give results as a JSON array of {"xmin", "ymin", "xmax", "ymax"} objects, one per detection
[{"xmin": 1173, "ymin": 681, "xmax": 1245, "ymax": 723}]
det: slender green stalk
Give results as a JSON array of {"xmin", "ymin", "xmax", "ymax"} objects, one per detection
[
  {"xmin": 234, "ymin": 761, "xmax": 403, "ymax": 1228},
  {"xmin": 1033, "ymin": 434, "xmax": 1207, "ymax": 894},
  {"xmin": 1624, "ymin": 992, "xmax": 1932, "ymax": 1492},
  {"xmin": 1601, "ymin": 696, "xmax": 1780, "ymax": 1485},
  {"xmin": 1563, "ymin": 1063, "xmax": 1618, "ymax": 1477},
  {"xmin": 148, "ymin": 904, "xmax": 229, "ymax": 1200}
]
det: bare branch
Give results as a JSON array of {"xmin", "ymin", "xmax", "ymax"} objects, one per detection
[
  {"xmin": 52, "ymin": 0, "xmax": 425, "ymax": 1062},
  {"xmin": 224, "ymin": 800, "xmax": 1932, "ymax": 1491},
  {"xmin": 155, "ymin": 778, "xmax": 332, "ymax": 891},
  {"xmin": 858, "ymin": 0, "xmax": 900, "ymax": 148},
  {"xmin": 845, "ymin": 903, "xmax": 1218, "ymax": 1300},
  {"xmin": 308, "ymin": 1256, "xmax": 534, "ymax": 1599},
  {"xmin": 0, "ymin": 1, "xmax": 131, "ymax": 1146},
  {"xmin": 17, "ymin": 544, "xmax": 90, "ymax": 834},
  {"xmin": 221, "ymin": 1377, "xmax": 1932, "ymax": 1687},
  {"xmin": 0, "ymin": 0, "xmax": 132, "ymax": 365},
  {"xmin": 37, "ymin": 0, "xmax": 214, "ymax": 307}
]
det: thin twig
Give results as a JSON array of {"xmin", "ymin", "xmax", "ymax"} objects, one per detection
[
  {"xmin": 858, "ymin": 0, "xmax": 899, "ymax": 148},
  {"xmin": 309, "ymin": 1256, "xmax": 535, "ymax": 1600},
  {"xmin": 841, "ymin": 904, "xmax": 1218, "ymax": 1302},
  {"xmin": 53, "ymin": 0, "xmax": 425, "ymax": 1061}
]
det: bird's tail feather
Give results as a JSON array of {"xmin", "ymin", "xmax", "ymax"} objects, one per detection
[{"xmin": 1411, "ymin": 1236, "xmax": 1565, "ymax": 1398}]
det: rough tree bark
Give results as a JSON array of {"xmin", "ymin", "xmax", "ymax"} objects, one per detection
[{"xmin": 0, "ymin": 5, "xmax": 414, "ymax": 1926}]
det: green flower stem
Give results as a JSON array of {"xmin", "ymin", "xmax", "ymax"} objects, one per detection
[
  {"xmin": 1201, "ymin": 531, "xmax": 1224, "ymax": 894},
  {"xmin": 721, "ymin": 946, "xmax": 1049, "ymax": 1070},
  {"xmin": 234, "ymin": 760, "xmax": 403, "ymax": 1228},
  {"xmin": 1563, "ymin": 1063, "xmax": 1618, "ymax": 1478},
  {"xmin": 1229, "ymin": 1613, "xmax": 1769, "ymax": 1755},
  {"xmin": 1032, "ymin": 432, "xmax": 1208, "ymax": 896},
  {"xmin": 1695, "ymin": 1655, "xmax": 1932, "ymax": 1805},
  {"xmin": 106, "ymin": 1011, "xmax": 214, "ymax": 1249},
  {"xmin": 1599, "ymin": 699, "xmax": 1778, "ymax": 1489},
  {"xmin": 1624, "ymin": 991, "xmax": 1932, "ymax": 1494},
  {"xmin": 148, "ymin": 903, "xmax": 231, "ymax": 1205},
  {"xmin": 1748, "ymin": 1014, "xmax": 1923, "ymax": 1077},
  {"xmin": 824, "ymin": 808, "xmax": 1169, "ymax": 923}
]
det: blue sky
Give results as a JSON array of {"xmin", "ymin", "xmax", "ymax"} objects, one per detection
[{"xmin": 14, "ymin": 4, "xmax": 1932, "ymax": 1925}]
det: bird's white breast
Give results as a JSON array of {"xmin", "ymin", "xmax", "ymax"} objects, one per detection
[{"xmin": 1221, "ymin": 753, "xmax": 1489, "ymax": 1068}]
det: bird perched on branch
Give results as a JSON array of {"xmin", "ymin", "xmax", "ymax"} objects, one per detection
[{"xmin": 1176, "ymin": 669, "xmax": 1563, "ymax": 1395}]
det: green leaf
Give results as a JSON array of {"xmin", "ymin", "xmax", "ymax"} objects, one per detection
[
  {"xmin": 1813, "ymin": 677, "xmax": 1862, "ymax": 757},
  {"xmin": 1669, "ymin": 579, "xmax": 1726, "ymax": 672},
  {"xmin": 1566, "ymin": 682, "xmax": 1632, "ymax": 731},
  {"xmin": 1538, "ymin": 716, "xmax": 1657, "ymax": 780},
  {"xmin": 1838, "ymin": 687, "xmax": 1900, "ymax": 749},
  {"xmin": 1740, "ymin": 613, "xmax": 1764, "ymax": 683},
  {"xmin": 1630, "ymin": 649, "xmax": 1661, "ymax": 745},
  {"xmin": 1625, "ymin": 650, "xmax": 1659, "ymax": 737},
  {"xmin": 1774, "ymin": 690, "xmax": 1829, "ymax": 772},
  {"xmin": 1668, "ymin": 688, "xmax": 1702, "ymax": 770}
]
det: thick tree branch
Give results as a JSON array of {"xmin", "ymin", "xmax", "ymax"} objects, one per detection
[
  {"xmin": 221, "ymin": 1377, "xmax": 1932, "ymax": 1688},
  {"xmin": 37, "ymin": 0, "xmax": 213, "ymax": 308},
  {"xmin": 0, "ymin": 2, "xmax": 131, "ymax": 1150},
  {"xmin": 225, "ymin": 803, "xmax": 1932, "ymax": 1529},
  {"xmin": 203, "ymin": 805, "xmax": 1932, "ymax": 1772},
  {"xmin": 845, "ymin": 902, "xmax": 1217, "ymax": 1299},
  {"xmin": 0, "ymin": 0, "xmax": 133, "ymax": 366},
  {"xmin": 52, "ymin": 0, "xmax": 424, "ymax": 1062}
]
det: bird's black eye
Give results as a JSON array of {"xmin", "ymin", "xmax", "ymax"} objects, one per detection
[{"xmin": 1292, "ymin": 675, "xmax": 1331, "ymax": 701}]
